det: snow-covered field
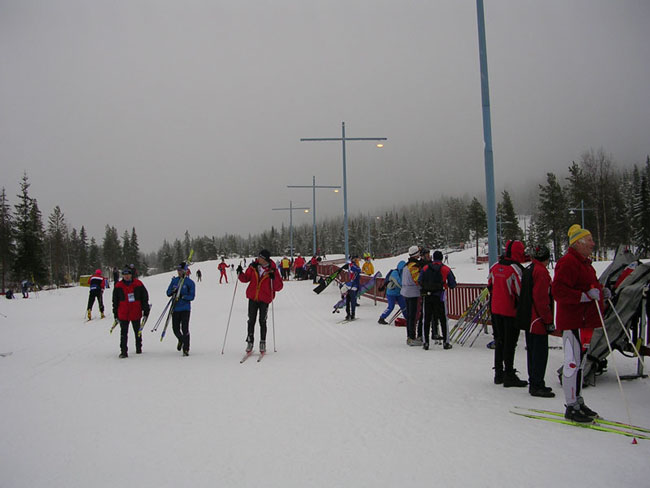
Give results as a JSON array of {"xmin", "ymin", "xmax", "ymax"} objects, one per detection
[{"xmin": 1, "ymin": 249, "xmax": 648, "ymax": 488}]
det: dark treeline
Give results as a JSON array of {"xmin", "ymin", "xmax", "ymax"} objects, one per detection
[
  {"xmin": 1, "ymin": 172, "xmax": 144, "ymax": 291},
  {"xmin": 2, "ymin": 149, "xmax": 649, "ymax": 290}
]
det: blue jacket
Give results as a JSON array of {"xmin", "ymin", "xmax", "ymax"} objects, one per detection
[
  {"xmin": 385, "ymin": 261, "xmax": 406, "ymax": 297},
  {"xmin": 345, "ymin": 263, "xmax": 362, "ymax": 291},
  {"xmin": 167, "ymin": 275, "xmax": 195, "ymax": 312}
]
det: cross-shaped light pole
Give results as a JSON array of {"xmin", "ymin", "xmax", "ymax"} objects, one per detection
[
  {"xmin": 272, "ymin": 201, "xmax": 310, "ymax": 264},
  {"xmin": 301, "ymin": 122, "xmax": 386, "ymax": 259},
  {"xmin": 287, "ymin": 176, "xmax": 341, "ymax": 256}
]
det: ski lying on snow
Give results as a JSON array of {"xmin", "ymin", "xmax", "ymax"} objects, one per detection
[
  {"xmin": 510, "ymin": 410, "xmax": 650, "ymax": 440},
  {"xmin": 257, "ymin": 352, "xmax": 266, "ymax": 362},
  {"xmin": 337, "ymin": 317, "xmax": 356, "ymax": 324},
  {"xmin": 514, "ymin": 406, "xmax": 650, "ymax": 434},
  {"xmin": 240, "ymin": 352, "xmax": 253, "ymax": 363}
]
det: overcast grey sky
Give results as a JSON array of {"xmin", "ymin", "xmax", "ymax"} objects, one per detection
[{"xmin": 2, "ymin": 1, "xmax": 649, "ymax": 251}]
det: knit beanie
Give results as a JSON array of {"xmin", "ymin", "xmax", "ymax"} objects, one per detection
[{"xmin": 568, "ymin": 224, "xmax": 591, "ymax": 246}]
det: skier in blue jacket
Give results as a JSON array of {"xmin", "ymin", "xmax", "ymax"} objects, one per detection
[
  {"xmin": 377, "ymin": 261, "xmax": 407, "ymax": 324},
  {"xmin": 344, "ymin": 257, "xmax": 362, "ymax": 320},
  {"xmin": 166, "ymin": 262, "xmax": 196, "ymax": 356}
]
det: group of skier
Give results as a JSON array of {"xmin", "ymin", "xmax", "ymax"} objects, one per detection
[
  {"xmin": 487, "ymin": 223, "xmax": 606, "ymax": 422},
  {"xmin": 89, "ymin": 223, "xmax": 609, "ymax": 426},
  {"xmin": 376, "ymin": 247, "xmax": 456, "ymax": 350}
]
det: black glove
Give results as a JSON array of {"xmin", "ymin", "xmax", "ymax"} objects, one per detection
[
  {"xmin": 545, "ymin": 323, "xmax": 556, "ymax": 333},
  {"xmin": 268, "ymin": 270, "xmax": 275, "ymax": 279},
  {"xmin": 236, "ymin": 265, "xmax": 243, "ymax": 274},
  {"xmin": 378, "ymin": 284, "xmax": 386, "ymax": 292}
]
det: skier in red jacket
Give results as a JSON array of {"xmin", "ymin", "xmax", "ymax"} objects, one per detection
[
  {"xmin": 236, "ymin": 249, "xmax": 283, "ymax": 354},
  {"xmin": 525, "ymin": 245, "xmax": 556, "ymax": 398},
  {"xmin": 487, "ymin": 240, "xmax": 527, "ymax": 388},
  {"xmin": 112, "ymin": 267, "xmax": 150, "ymax": 358},
  {"xmin": 552, "ymin": 224, "xmax": 605, "ymax": 423},
  {"xmin": 218, "ymin": 258, "xmax": 229, "ymax": 284}
]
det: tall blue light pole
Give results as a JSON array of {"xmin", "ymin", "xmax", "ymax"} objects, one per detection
[
  {"xmin": 301, "ymin": 122, "xmax": 386, "ymax": 259},
  {"xmin": 287, "ymin": 176, "xmax": 341, "ymax": 256},
  {"xmin": 476, "ymin": 0, "xmax": 498, "ymax": 266},
  {"xmin": 272, "ymin": 201, "xmax": 310, "ymax": 264}
]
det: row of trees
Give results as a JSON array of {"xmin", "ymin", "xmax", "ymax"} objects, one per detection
[
  {"xmin": 0, "ymin": 173, "xmax": 145, "ymax": 291},
  {"xmin": 2, "ymin": 149, "xmax": 648, "ymax": 290}
]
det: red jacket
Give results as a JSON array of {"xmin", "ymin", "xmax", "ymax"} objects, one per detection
[
  {"xmin": 294, "ymin": 256, "xmax": 306, "ymax": 269},
  {"xmin": 551, "ymin": 246, "xmax": 603, "ymax": 331},
  {"xmin": 218, "ymin": 262, "xmax": 229, "ymax": 273},
  {"xmin": 487, "ymin": 241, "xmax": 525, "ymax": 317},
  {"xmin": 112, "ymin": 279, "xmax": 150, "ymax": 321},
  {"xmin": 529, "ymin": 259, "xmax": 554, "ymax": 335},
  {"xmin": 239, "ymin": 260, "xmax": 283, "ymax": 304}
]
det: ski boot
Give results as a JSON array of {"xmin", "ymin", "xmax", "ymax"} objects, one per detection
[
  {"xmin": 378, "ymin": 317, "xmax": 388, "ymax": 325},
  {"xmin": 100, "ymin": 312, "xmax": 105, "ymax": 319},
  {"xmin": 260, "ymin": 341, "xmax": 266, "ymax": 353},
  {"xmin": 87, "ymin": 309, "xmax": 92, "ymax": 320}
]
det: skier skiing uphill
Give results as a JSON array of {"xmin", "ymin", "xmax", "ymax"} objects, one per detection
[
  {"xmin": 113, "ymin": 267, "xmax": 150, "ymax": 358},
  {"xmin": 166, "ymin": 262, "xmax": 196, "ymax": 356},
  {"xmin": 236, "ymin": 249, "xmax": 283, "ymax": 353},
  {"xmin": 87, "ymin": 269, "xmax": 106, "ymax": 320}
]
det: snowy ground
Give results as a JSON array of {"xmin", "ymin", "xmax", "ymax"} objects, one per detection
[{"xmin": 1, "ymin": 249, "xmax": 648, "ymax": 488}]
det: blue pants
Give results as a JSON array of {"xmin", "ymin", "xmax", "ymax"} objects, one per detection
[{"xmin": 380, "ymin": 295, "xmax": 406, "ymax": 320}]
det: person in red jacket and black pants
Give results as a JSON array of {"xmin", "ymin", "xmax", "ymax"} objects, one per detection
[
  {"xmin": 237, "ymin": 249, "xmax": 283, "ymax": 354},
  {"xmin": 487, "ymin": 240, "xmax": 527, "ymax": 388},
  {"xmin": 525, "ymin": 245, "xmax": 556, "ymax": 398},
  {"xmin": 113, "ymin": 267, "xmax": 150, "ymax": 358},
  {"xmin": 552, "ymin": 225, "xmax": 605, "ymax": 422}
]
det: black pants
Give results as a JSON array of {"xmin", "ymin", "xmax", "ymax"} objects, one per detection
[
  {"xmin": 172, "ymin": 310, "xmax": 191, "ymax": 352},
  {"xmin": 405, "ymin": 297, "xmax": 419, "ymax": 340},
  {"xmin": 120, "ymin": 320, "xmax": 142, "ymax": 353},
  {"xmin": 525, "ymin": 331, "xmax": 549, "ymax": 389},
  {"xmin": 492, "ymin": 314, "xmax": 520, "ymax": 373},
  {"xmin": 247, "ymin": 300, "xmax": 269, "ymax": 342},
  {"xmin": 423, "ymin": 295, "xmax": 447, "ymax": 343},
  {"xmin": 87, "ymin": 289, "xmax": 104, "ymax": 312}
]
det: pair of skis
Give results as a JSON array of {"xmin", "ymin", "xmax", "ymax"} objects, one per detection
[
  {"xmin": 240, "ymin": 351, "xmax": 266, "ymax": 363},
  {"xmin": 313, "ymin": 263, "xmax": 348, "ymax": 294},
  {"xmin": 511, "ymin": 406, "xmax": 650, "ymax": 441}
]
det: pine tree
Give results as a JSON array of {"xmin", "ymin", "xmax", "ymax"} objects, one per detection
[
  {"xmin": 46, "ymin": 206, "xmax": 69, "ymax": 285},
  {"xmin": 78, "ymin": 226, "xmax": 89, "ymax": 275},
  {"xmin": 467, "ymin": 197, "xmax": 487, "ymax": 260},
  {"xmin": 538, "ymin": 172, "xmax": 568, "ymax": 260},
  {"xmin": 102, "ymin": 225, "xmax": 122, "ymax": 269},
  {"xmin": 497, "ymin": 190, "xmax": 523, "ymax": 244},
  {"xmin": 88, "ymin": 237, "xmax": 101, "ymax": 270},
  {"xmin": 121, "ymin": 231, "xmax": 131, "ymax": 267},
  {"xmin": 13, "ymin": 173, "xmax": 47, "ymax": 284},
  {"xmin": 0, "ymin": 188, "xmax": 15, "ymax": 292}
]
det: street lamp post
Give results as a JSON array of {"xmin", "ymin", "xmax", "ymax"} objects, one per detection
[
  {"xmin": 287, "ymin": 176, "xmax": 341, "ymax": 256},
  {"xmin": 568, "ymin": 199, "xmax": 590, "ymax": 228},
  {"xmin": 301, "ymin": 122, "xmax": 386, "ymax": 259},
  {"xmin": 272, "ymin": 201, "xmax": 310, "ymax": 264}
]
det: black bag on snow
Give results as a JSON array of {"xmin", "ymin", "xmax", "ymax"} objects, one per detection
[
  {"xmin": 420, "ymin": 263, "xmax": 444, "ymax": 293},
  {"xmin": 514, "ymin": 262, "xmax": 534, "ymax": 331}
]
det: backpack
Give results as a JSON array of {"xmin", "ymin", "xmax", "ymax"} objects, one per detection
[
  {"xmin": 385, "ymin": 269, "xmax": 401, "ymax": 291},
  {"xmin": 514, "ymin": 263, "xmax": 534, "ymax": 330},
  {"xmin": 420, "ymin": 263, "xmax": 444, "ymax": 293}
]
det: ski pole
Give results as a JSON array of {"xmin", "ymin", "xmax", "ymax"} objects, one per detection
[
  {"xmin": 270, "ymin": 274, "xmax": 277, "ymax": 352},
  {"xmin": 594, "ymin": 299, "xmax": 636, "ymax": 436},
  {"xmin": 607, "ymin": 297, "xmax": 645, "ymax": 367},
  {"xmin": 221, "ymin": 275, "xmax": 240, "ymax": 354}
]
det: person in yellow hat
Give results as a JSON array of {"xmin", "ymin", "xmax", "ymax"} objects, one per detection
[
  {"xmin": 551, "ymin": 224, "xmax": 607, "ymax": 422},
  {"xmin": 362, "ymin": 253, "xmax": 374, "ymax": 276}
]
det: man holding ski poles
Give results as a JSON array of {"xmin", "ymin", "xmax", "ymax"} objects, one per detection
[
  {"xmin": 112, "ymin": 267, "xmax": 150, "ymax": 358},
  {"xmin": 166, "ymin": 262, "xmax": 196, "ymax": 356},
  {"xmin": 236, "ymin": 249, "xmax": 283, "ymax": 355},
  {"xmin": 552, "ymin": 224, "xmax": 605, "ymax": 422}
]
